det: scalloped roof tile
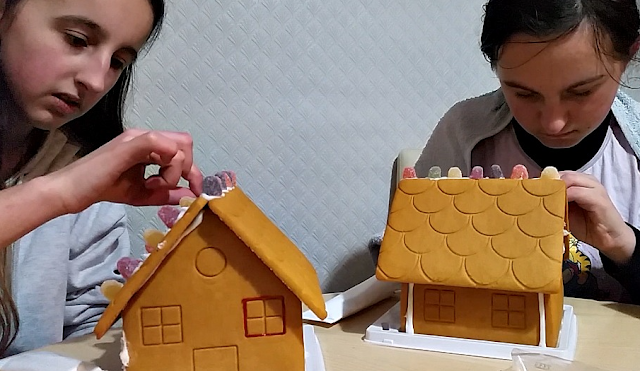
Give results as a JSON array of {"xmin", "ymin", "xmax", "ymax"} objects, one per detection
[{"xmin": 376, "ymin": 178, "xmax": 567, "ymax": 294}]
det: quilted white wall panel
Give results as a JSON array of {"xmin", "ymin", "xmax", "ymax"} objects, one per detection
[{"xmin": 124, "ymin": 0, "xmax": 501, "ymax": 292}]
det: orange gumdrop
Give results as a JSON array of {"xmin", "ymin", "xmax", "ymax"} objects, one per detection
[{"xmin": 510, "ymin": 164, "xmax": 529, "ymax": 179}]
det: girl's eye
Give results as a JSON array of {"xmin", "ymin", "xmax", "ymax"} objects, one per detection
[
  {"xmin": 65, "ymin": 32, "xmax": 88, "ymax": 48},
  {"xmin": 571, "ymin": 90, "xmax": 592, "ymax": 97},
  {"xmin": 515, "ymin": 91, "xmax": 535, "ymax": 99}
]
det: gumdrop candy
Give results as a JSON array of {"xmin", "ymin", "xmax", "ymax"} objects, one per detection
[
  {"xmin": 101, "ymin": 280, "xmax": 123, "ymax": 302},
  {"xmin": 541, "ymin": 166, "xmax": 560, "ymax": 179},
  {"xmin": 117, "ymin": 257, "xmax": 142, "ymax": 280},
  {"xmin": 511, "ymin": 164, "xmax": 529, "ymax": 179},
  {"xmin": 158, "ymin": 205, "xmax": 180, "ymax": 228},
  {"xmin": 215, "ymin": 171, "xmax": 231, "ymax": 189},
  {"xmin": 470, "ymin": 166, "xmax": 484, "ymax": 179},
  {"xmin": 203, "ymin": 175, "xmax": 223, "ymax": 196},
  {"xmin": 143, "ymin": 229, "xmax": 165, "ymax": 253},
  {"xmin": 428, "ymin": 166, "xmax": 441, "ymax": 179},
  {"xmin": 179, "ymin": 196, "xmax": 195, "ymax": 207},
  {"xmin": 447, "ymin": 167, "xmax": 462, "ymax": 178},
  {"xmin": 490, "ymin": 164, "xmax": 504, "ymax": 179},
  {"xmin": 402, "ymin": 167, "xmax": 417, "ymax": 179},
  {"xmin": 223, "ymin": 170, "xmax": 237, "ymax": 186}
]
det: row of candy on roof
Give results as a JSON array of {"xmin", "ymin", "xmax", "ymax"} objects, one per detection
[
  {"xmin": 402, "ymin": 164, "xmax": 560, "ymax": 180},
  {"xmin": 100, "ymin": 170, "xmax": 237, "ymax": 302}
]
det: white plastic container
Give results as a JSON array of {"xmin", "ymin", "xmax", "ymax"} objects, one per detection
[
  {"xmin": 304, "ymin": 324, "xmax": 326, "ymax": 371},
  {"xmin": 0, "ymin": 325, "xmax": 325, "ymax": 371},
  {"xmin": 364, "ymin": 303, "xmax": 577, "ymax": 361}
]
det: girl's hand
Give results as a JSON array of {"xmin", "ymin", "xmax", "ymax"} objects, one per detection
[
  {"xmin": 47, "ymin": 129, "xmax": 203, "ymax": 214},
  {"xmin": 560, "ymin": 171, "xmax": 635, "ymax": 264}
]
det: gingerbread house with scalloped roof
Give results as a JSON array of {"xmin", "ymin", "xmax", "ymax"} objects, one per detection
[
  {"xmin": 94, "ymin": 185, "xmax": 327, "ymax": 371},
  {"xmin": 376, "ymin": 173, "xmax": 569, "ymax": 347}
]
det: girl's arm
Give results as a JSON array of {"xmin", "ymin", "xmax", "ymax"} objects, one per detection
[
  {"xmin": 560, "ymin": 171, "xmax": 640, "ymax": 303},
  {"xmin": 560, "ymin": 171, "xmax": 636, "ymax": 264},
  {"xmin": 0, "ymin": 129, "xmax": 203, "ymax": 249},
  {"xmin": 0, "ymin": 176, "xmax": 68, "ymax": 249},
  {"xmin": 601, "ymin": 224, "xmax": 640, "ymax": 304}
]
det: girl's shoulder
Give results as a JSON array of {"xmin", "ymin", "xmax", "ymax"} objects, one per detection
[{"xmin": 612, "ymin": 91, "xmax": 640, "ymax": 158}]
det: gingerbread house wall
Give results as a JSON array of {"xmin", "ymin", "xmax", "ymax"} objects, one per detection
[
  {"xmin": 122, "ymin": 210, "xmax": 304, "ymax": 371},
  {"xmin": 406, "ymin": 284, "xmax": 550, "ymax": 346}
]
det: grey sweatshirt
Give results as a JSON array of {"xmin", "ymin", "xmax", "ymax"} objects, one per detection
[
  {"xmin": 3, "ymin": 130, "xmax": 129, "ymax": 356},
  {"xmin": 414, "ymin": 89, "xmax": 640, "ymax": 176}
]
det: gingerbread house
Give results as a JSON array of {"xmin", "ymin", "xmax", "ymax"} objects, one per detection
[
  {"xmin": 375, "ymin": 167, "xmax": 568, "ymax": 347},
  {"xmin": 94, "ymin": 184, "xmax": 327, "ymax": 371}
]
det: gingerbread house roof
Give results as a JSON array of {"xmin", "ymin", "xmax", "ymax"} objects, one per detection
[
  {"xmin": 95, "ymin": 187, "xmax": 327, "ymax": 338},
  {"xmin": 376, "ymin": 178, "xmax": 567, "ymax": 294}
]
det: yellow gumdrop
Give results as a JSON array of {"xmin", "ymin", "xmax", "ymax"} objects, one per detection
[
  {"xmin": 179, "ymin": 197, "xmax": 196, "ymax": 207},
  {"xmin": 143, "ymin": 229, "xmax": 165, "ymax": 248},
  {"xmin": 101, "ymin": 280, "xmax": 123, "ymax": 302},
  {"xmin": 447, "ymin": 167, "xmax": 463, "ymax": 178},
  {"xmin": 541, "ymin": 166, "xmax": 560, "ymax": 179}
]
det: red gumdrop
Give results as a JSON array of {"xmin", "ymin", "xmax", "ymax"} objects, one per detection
[
  {"xmin": 117, "ymin": 257, "xmax": 142, "ymax": 279},
  {"xmin": 510, "ymin": 164, "xmax": 529, "ymax": 179},
  {"xmin": 470, "ymin": 166, "xmax": 484, "ymax": 179},
  {"xmin": 157, "ymin": 205, "xmax": 181, "ymax": 228},
  {"xmin": 402, "ymin": 167, "xmax": 417, "ymax": 179},
  {"xmin": 215, "ymin": 171, "xmax": 231, "ymax": 188},
  {"xmin": 223, "ymin": 170, "xmax": 237, "ymax": 186}
]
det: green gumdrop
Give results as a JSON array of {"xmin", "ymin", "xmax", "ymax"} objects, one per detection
[{"xmin": 428, "ymin": 166, "xmax": 441, "ymax": 179}]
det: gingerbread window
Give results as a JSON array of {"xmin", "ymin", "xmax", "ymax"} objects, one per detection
[
  {"xmin": 243, "ymin": 296, "xmax": 286, "ymax": 337},
  {"xmin": 423, "ymin": 289, "xmax": 455, "ymax": 323},
  {"xmin": 491, "ymin": 294, "xmax": 526, "ymax": 329},
  {"xmin": 140, "ymin": 306, "xmax": 183, "ymax": 345}
]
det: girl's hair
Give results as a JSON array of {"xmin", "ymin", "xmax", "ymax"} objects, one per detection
[
  {"xmin": 480, "ymin": 0, "xmax": 640, "ymax": 68},
  {"xmin": 0, "ymin": 0, "xmax": 165, "ymax": 355}
]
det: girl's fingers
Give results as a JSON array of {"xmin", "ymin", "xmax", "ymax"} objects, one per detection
[
  {"xmin": 166, "ymin": 187, "xmax": 198, "ymax": 204},
  {"xmin": 559, "ymin": 171, "xmax": 599, "ymax": 188},
  {"xmin": 160, "ymin": 150, "xmax": 187, "ymax": 187},
  {"xmin": 184, "ymin": 164, "xmax": 204, "ymax": 195},
  {"xmin": 565, "ymin": 185, "xmax": 592, "ymax": 203},
  {"xmin": 130, "ymin": 186, "xmax": 196, "ymax": 206}
]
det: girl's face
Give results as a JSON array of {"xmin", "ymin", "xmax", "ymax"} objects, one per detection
[
  {"xmin": 497, "ymin": 23, "xmax": 628, "ymax": 149},
  {"xmin": 0, "ymin": 0, "xmax": 154, "ymax": 130}
]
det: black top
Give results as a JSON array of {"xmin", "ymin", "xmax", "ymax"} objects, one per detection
[
  {"xmin": 513, "ymin": 113, "xmax": 640, "ymax": 304},
  {"xmin": 512, "ymin": 111, "xmax": 611, "ymax": 171}
]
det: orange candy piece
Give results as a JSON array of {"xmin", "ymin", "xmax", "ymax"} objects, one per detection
[{"xmin": 510, "ymin": 164, "xmax": 529, "ymax": 179}]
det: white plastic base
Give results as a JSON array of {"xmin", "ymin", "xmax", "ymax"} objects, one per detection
[
  {"xmin": 304, "ymin": 324, "xmax": 326, "ymax": 371},
  {"xmin": 0, "ymin": 325, "xmax": 325, "ymax": 371},
  {"xmin": 364, "ymin": 303, "xmax": 577, "ymax": 361}
]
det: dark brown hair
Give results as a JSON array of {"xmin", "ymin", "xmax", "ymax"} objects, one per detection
[{"xmin": 480, "ymin": 0, "xmax": 640, "ymax": 68}]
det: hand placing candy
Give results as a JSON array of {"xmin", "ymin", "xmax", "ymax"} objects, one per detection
[{"xmin": 560, "ymin": 171, "xmax": 636, "ymax": 264}]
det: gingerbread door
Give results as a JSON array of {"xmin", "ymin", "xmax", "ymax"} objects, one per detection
[{"xmin": 193, "ymin": 346, "xmax": 238, "ymax": 371}]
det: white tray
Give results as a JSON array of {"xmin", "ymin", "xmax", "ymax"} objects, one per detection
[
  {"xmin": 364, "ymin": 303, "xmax": 577, "ymax": 361},
  {"xmin": 0, "ymin": 325, "xmax": 325, "ymax": 371},
  {"xmin": 304, "ymin": 324, "xmax": 326, "ymax": 371}
]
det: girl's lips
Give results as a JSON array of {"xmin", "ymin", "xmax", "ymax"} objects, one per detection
[
  {"xmin": 50, "ymin": 94, "xmax": 80, "ymax": 116},
  {"xmin": 542, "ymin": 131, "xmax": 576, "ymax": 139}
]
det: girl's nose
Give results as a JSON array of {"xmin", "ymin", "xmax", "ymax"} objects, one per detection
[
  {"xmin": 539, "ymin": 102, "xmax": 569, "ymax": 135},
  {"xmin": 75, "ymin": 56, "xmax": 109, "ymax": 94}
]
